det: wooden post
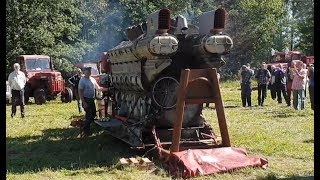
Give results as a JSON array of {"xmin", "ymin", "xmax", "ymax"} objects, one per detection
[
  {"xmin": 210, "ymin": 68, "xmax": 231, "ymax": 147},
  {"xmin": 170, "ymin": 69, "xmax": 190, "ymax": 152}
]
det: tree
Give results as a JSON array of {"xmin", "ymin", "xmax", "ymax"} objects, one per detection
[{"xmin": 6, "ymin": 0, "xmax": 93, "ymax": 77}]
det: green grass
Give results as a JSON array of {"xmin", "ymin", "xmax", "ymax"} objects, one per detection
[{"xmin": 6, "ymin": 81, "xmax": 314, "ymax": 180}]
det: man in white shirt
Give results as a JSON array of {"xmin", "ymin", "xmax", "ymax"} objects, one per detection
[{"xmin": 8, "ymin": 63, "xmax": 27, "ymax": 118}]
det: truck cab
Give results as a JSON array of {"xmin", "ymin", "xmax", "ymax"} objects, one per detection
[{"xmin": 75, "ymin": 62, "xmax": 100, "ymax": 82}]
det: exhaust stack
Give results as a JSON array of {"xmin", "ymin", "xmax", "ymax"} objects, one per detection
[
  {"xmin": 199, "ymin": 8, "xmax": 227, "ymax": 35},
  {"xmin": 147, "ymin": 8, "xmax": 172, "ymax": 36}
]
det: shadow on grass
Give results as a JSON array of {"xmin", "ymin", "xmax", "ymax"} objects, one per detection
[
  {"xmin": 257, "ymin": 173, "xmax": 314, "ymax": 180},
  {"xmin": 7, "ymin": 126, "xmax": 140, "ymax": 174},
  {"xmin": 303, "ymin": 139, "xmax": 314, "ymax": 143},
  {"xmin": 266, "ymin": 110, "xmax": 309, "ymax": 119},
  {"xmin": 204, "ymin": 105, "xmax": 239, "ymax": 110},
  {"xmin": 237, "ymin": 87, "xmax": 258, "ymax": 91}
]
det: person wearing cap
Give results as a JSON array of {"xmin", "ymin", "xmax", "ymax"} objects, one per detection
[
  {"xmin": 240, "ymin": 65, "xmax": 254, "ymax": 107},
  {"xmin": 307, "ymin": 64, "xmax": 314, "ymax": 110},
  {"xmin": 78, "ymin": 66, "xmax": 108, "ymax": 137},
  {"xmin": 291, "ymin": 61, "xmax": 307, "ymax": 110},
  {"xmin": 68, "ymin": 68, "xmax": 83, "ymax": 113},
  {"xmin": 255, "ymin": 62, "xmax": 271, "ymax": 106},
  {"xmin": 8, "ymin": 63, "xmax": 27, "ymax": 118}
]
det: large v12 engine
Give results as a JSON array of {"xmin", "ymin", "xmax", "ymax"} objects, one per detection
[{"xmin": 98, "ymin": 8, "xmax": 233, "ymax": 148}]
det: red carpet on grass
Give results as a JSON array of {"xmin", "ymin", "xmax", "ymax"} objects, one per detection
[{"xmin": 170, "ymin": 147, "xmax": 268, "ymax": 178}]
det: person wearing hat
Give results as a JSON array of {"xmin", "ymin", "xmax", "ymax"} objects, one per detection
[
  {"xmin": 68, "ymin": 68, "xmax": 83, "ymax": 113},
  {"xmin": 78, "ymin": 66, "xmax": 108, "ymax": 137},
  {"xmin": 255, "ymin": 62, "xmax": 271, "ymax": 106},
  {"xmin": 8, "ymin": 63, "xmax": 27, "ymax": 118},
  {"xmin": 240, "ymin": 65, "xmax": 254, "ymax": 107}
]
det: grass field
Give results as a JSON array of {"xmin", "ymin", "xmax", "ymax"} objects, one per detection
[{"xmin": 6, "ymin": 81, "xmax": 314, "ymax": 180}]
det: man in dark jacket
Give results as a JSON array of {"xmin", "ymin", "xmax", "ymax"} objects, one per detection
[
  {"xmin": 274, "ymin": 64, "xmax": 290, "ymax": 106},
  {"xmin": 240, "ymin": 65, "xmax": 254, "ymax": 107},
  {"xmin": 269, "ymin": 65, "xmax": 277, "ymax": 100},
  {"xmin": 68, "ymin": 68, "xmax": 83, "ymax": 113},
  {"xmin": 255, "ymin": 62, "xmax": 271, "ymax": 106}
]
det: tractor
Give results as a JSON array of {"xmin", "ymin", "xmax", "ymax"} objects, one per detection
[{"xmin": 17, "ymin": 55, "xmax": 72, "ymax": 105}]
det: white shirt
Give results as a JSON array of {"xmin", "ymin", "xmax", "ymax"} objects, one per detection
[
  {"xmin": 78, "ymin": 76, "xmax": 99, "ymax": 98},
  {"xmin": 8, "ymin": 71, "xmax": 26, "ymax": 90}
]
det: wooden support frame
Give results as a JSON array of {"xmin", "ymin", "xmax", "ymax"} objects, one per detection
[{"xmin": 171, "ymin": 68, "xmax": 231, "ymax": 153}]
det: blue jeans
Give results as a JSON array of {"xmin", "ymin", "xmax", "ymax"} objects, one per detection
[{"xmin": 293, "ymin": 89, "xmax": 305, "ymax": 110}]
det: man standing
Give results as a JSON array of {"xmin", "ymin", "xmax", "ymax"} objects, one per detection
[
  {"xmin": 292, "ymin": 61, "xmax": 307, "ymax": 110},
  {"xmin": 68, "ymin": 68, "xmax": 83, "ymax": 113},
  {"xmin": 240, "ymin": 65, "xmax": 254, "ymax": 107},
  {"xmin": 8, "ymin": 63, "xmax": 27, "ymax": 118},
  {"xmin": 255, "ymin": 62, "xmax": 271, "ymax": 106},
  {"xmin": 78, "ymin": 67, "xmax": 108, "ymax": 137},
  {"xmin": 274, "ymin": 64, "xmax": 290, "ymax": 106},
  {"xmin": 307, "ymin": 64, "xmax": 314, "ymax": 110},
  {"xmin": 286, "ymin": 61, "xmax": 295, "ymax": 106},
  {"xmin": 269, "ymin": 65, "xmax": 276, "ymax": 100}
]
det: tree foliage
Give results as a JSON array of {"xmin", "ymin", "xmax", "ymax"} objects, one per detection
[
  {"xmin": 6, "ymin": 0, "xmax": 92, "ymax": 77},
  {"xmin": 6, "ymin": 0, "xmax": 314, "ymax": 79}
]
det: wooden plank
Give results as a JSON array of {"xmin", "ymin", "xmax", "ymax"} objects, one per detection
[
  {"xmin": 141, "ymin": 158, "xmax": 152, "ymax": 164},
  {"xmin": 119, "ymin": 158, "xmax": 129, "ymax": 165},
  {"xmin": 129, "ymin": 158, "xmax": 139, "ymax": 164}
]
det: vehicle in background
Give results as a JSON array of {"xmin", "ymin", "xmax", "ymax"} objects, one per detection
[
  {"xmin": 65, "ymin": 62, "xmax": 100, "ymax": 101},
  {"xmin": 267, "ymin": 51, "xmax": 314, "ymax": 71},
  {"xmin": 16, "ymin": 55, "xmax": 72, "ymax": 105},
  {"xmin": 75, "ymin": 62, "xmax": 100, "ymax": 82}
]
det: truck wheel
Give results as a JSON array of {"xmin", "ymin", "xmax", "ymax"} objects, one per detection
[
  {"xmin": 24, "ymin": 85, "xmax": 31, "ymax": 104},
  {"xmin": 61, "ymin": 87, "xmax": 73, "ymax": 103},
  {"xmin": 34, "ymin": 88, "xmax": 46, "ymax": 105}
]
